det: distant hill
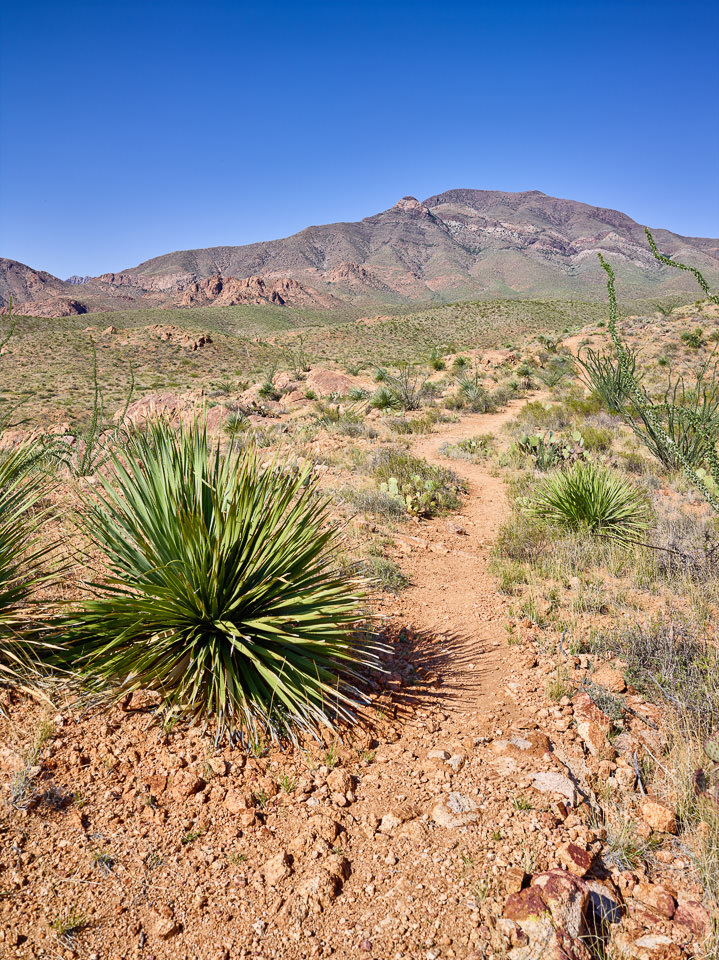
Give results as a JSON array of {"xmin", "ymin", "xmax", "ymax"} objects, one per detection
[{"xmin": 3, "ymin": 190, "xmax": 718, "ymax": 316}]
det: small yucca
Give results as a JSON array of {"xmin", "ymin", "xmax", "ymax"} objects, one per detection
[
  {"xmin": 64, "ymin": 422, "xmax": 378, "ymax": 740},
  {"xmin": 0, "ymin": 444, "xmax": 56, "ymax": 696},
  {"xmin": 528, "ymin": 460, "xmax": 651, "ymax": 542}
]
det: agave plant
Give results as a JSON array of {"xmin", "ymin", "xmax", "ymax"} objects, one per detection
[
  {"xmin": 528, "ymin": 460, "xmax": 651, "ymax": 542},
  {"xmin": 63, "ymin": 422, "xmax": 378, "ymax": 741},
  {"xmin": 0, "ymin": 443, "xmax": 57, "ymax": 696}
]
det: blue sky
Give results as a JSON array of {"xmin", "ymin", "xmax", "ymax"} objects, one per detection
[{"xmin": 1, "ymin": 0, "xmax": 717, "ymax": 278}]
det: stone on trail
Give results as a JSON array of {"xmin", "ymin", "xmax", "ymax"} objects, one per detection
[{"xmin": 531, "ymin": 771, "xmax": 578, "ymax": 806}]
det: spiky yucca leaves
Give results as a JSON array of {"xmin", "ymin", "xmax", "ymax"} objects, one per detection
[
  {"xmin": 64, "ymin": 423, "xmax": 377, "ymax": 741},
  {"xmin": 0, "ymin": 444, "xmax": 56, "ymax": 695},
  {"xmin": 528, "ymin": 460, "xmax": 651, "ymax": 542}
]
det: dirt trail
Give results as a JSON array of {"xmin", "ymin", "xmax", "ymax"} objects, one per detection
[{"xmin": 389, "ymin": 397, "xmax": 531, "ymax": 725}]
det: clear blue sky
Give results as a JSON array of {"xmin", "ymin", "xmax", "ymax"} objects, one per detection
[{"xmin": 1, "ymin": 0, "xmax": 717, "ymax": 278}]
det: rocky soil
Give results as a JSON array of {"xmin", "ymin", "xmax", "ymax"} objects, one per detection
[{"xmin": 0, "ymin": 400, "xmax": 712, "ymax": 960}]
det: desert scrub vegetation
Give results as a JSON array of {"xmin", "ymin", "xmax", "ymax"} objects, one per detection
[
  {"xmin": 599, "ymin": 230, "xmax": 719, "ymax": 512},
  {"xmin": 369, "ymin": 448, "xmax": 466, "ymax": 517},
  {"xmin": 60, "ymin": 422, "xmax": 380, "ymax": 742},
  {"xmin": 439, "ymin": 434, "xmax": 495, "ymax": 462}
]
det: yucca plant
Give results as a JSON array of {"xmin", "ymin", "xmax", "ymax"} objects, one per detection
[
  {"xmin": 528, "ymin": 460, "xmax": 651, "ymax": 542},
  {"xmin": 0, "ymin": 443, "xmax": 57, "ymax": 698},
  {"xmin": 63, "ymin": 422, "xmax": 378, "ymax": 741}
]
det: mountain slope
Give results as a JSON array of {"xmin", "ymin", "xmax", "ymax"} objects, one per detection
[
  {"xmin": 3, "ymin": 190, "xmax": 718, "ymax": 316},
  {"xmin": 126, "ymin": 189, "xmax": 719, "ymax": 302}
]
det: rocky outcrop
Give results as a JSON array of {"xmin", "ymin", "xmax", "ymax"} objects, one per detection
[
  {"xmin": 13, "ymin": 296, "xmax": 88, "ymax": 317},
  {"xmin": 174, "ymin": 274, "xmax": 335, "ymax": 309}
]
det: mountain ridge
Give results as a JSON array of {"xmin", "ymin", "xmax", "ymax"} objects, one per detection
[{"xmin": 3, "ymin": 189, "xmax": 718, "ymax": 316}]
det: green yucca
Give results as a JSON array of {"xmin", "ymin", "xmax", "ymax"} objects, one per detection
[
  {"xmin": 528, "ymin": 460, "xmax": 651, "ymax": 542},
  {"xmin": 0, "ymin": 444, "xmax": 56, "ymax": 696},
  {"xmin": 63, "ymin": 422, "xmax": 378, "ymax": 741}
]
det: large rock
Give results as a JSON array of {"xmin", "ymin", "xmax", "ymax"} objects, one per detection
[
  {"xmin": 502, "ymin": 880, "xmax": 592, "ymax": 960},
  {"xmin": 305, "ymin": 369, "xmax": 364, "ymax": 397},
  {"xmin": 673, "ymin": 899, "xmax": 711, "ymax": 939}
]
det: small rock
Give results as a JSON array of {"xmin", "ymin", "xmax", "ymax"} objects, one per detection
[
  {"xmin": 632, "ymin": 881, "xmax": 675, "ymax": 919},
  {"xmin": 556, "ymin": 841, "xmax": 593, "ymax": 877},
  {"xmin": 446, "ymin": 753, "xmax": 465, "ymax": 773},
  {"xmin": 531, "ymin": 771, "xmax": 578, "ymax": 806},
  {"xmin": 673, "ymin": 899, "xmax": 711, "ymax": 939},
  {"xmin": 224, "ymin": 790, "xmax": 250, "ymax": 814},
  {"xmin": 326, "ymin": 768, "xmax": 352, "ymax": 795},
  {"xmin": 148, "ymin": 908, "xmax": 180, "ymax": 940},
  {"xmin": 592, "ymin": 666, "xmax": 626, "ymax": 693},
  {"xmin": 503, "ymin": 866, "xmax": 526, "ymax": 894},
  {"xmin": 639, "ymin": 798, "xmax": 677, "ymax": 835},
  {"xmin": 262, "ymin": 850, "xmax": 292, "ymax": 887},
  {"xmin": 614, "ymin": 933, "xmax": 682, "ymax": 960}
]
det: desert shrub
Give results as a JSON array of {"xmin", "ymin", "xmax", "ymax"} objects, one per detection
[
  {"xmin": 452, "ymin": 355, "xmax": 471, "ymax": 374},
  {"xmin": 591, "ymin": 617, "xmax": 719, "ymax": 731},
  {"xmin": 428, "ymin": 348, "xmax": 446, "ymax": 371},
  {"xmin": 494, "ymin": 511, "xmax": 548, "ymax": 562},
  {"xmin": 535, "ymin": 354, "xmax": 573, "ymax": 388},
  {"xmin": 348, "ymin": 387, "xmax": 369, "ymax": 401},
  {"xmin": 375, "ymin": 363, "xmax": 430, "ymax": 411},
  {"xmin": 515, "ymin": 431, "xmax": 586, "ymax": 471},
  {"xmin": 62, "ymin": 423, "xmax": 378, "ymax": 740},
  {"xmin": 338, "ymin": 486, "xmax": 406, "ymax": 518},
  {"xmin": 625, "ymin": 364, "xmax": 719, "ymax": 470},
  {"xmin": 0, "ymin": 445, "xmax": 57, "ymax": 695},
  {"xmin": 223, "ymin": 411, "xmax": 250, "ymax": 437},
  {"xmin": 370, "ymin": 386, "xmax": 402, "ymax": 411},
  {"xmin": 681, "ymin": 327, "xmax": 705, "ymax": 349},
  {"xmin": 258, "ymin": 380, "xmax": 280, "ymax": 401},
  {"xmin": 510, "ymin": 400, "xmax": 571, "ymax": 436},
  {"xmin": 489, "ymin": 383, "xmax": 516, "ymax": 407},
  {"xmin": 370, "ymin": 448, "xmax": 465, "ymax": 518},
  {"xmin": 355, "ymin": 556, "xmax": 409, "ymax": 593},
  {"xmin": 527, "ymin": 460, "xmax": 651, "ymax": 542},
  {"xmin": 439, "ymin": 434, "xmax": 494, "ymax": 462},
  {"xmin": 579, "ymin": 424, "xmax": 612, "ymax": 452},
  {"xmin": 575, "ymin": 345, "xmax": 640, "ymax": 414},
  {"xmin": 387, "ymin": 416, "xmax": 434, "ymax": 435}
]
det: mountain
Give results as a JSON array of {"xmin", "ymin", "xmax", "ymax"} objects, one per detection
[{"xmin": 3, "ymin": 190, "xmax": 718, "ymax": 316}]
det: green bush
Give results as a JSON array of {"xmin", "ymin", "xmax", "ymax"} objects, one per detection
[
  {"xmin": 681, "ymin": 327, "xmax": 705, "ymax": 349},
  {"xmin": 370, "ymin": 386, "xmax": 401, "ymax": 411},
  {"xmin": 62, "ymin": 423, "xmax": 378, "ymax": 740},
  {"xmin": 528, "ymin": 460, "xmax": 651, "ymax": 542},
  {"xmin": 0, "ymin": 445, "xmax": 57, "ymax": 694}
]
